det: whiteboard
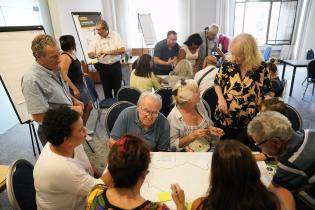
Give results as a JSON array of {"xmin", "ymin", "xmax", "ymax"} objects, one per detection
[
  {"xmin": 141, "ymin": 152, "xmax": 272, "ymax": 209},
  {"xmin": 0, "ymin": 26, "xmax": 45, "ymax": 124},
  {"xmin": 71, "ymin": 12, "xmax": 102, "ymax": 64},
  {"xmin": 138, "ymin": 13, "xmax": 156, "ymax": 45}
]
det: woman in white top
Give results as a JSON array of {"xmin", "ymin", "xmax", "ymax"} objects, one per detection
[
  {"xmin": 130, "ymin": 54, "xmax": 161, "ymax": 92},
  {"xmin": 178, "ymin": 33, "xmax": 203, "ymax": 73}
]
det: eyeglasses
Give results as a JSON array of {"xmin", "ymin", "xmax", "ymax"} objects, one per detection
[
  {"xmin": 254, "ymin": 138, "xmax": 271, "ymax": 147},
  {"xmin": 140, "ymin": 106, "xmax": 159, "ymax": 117}
]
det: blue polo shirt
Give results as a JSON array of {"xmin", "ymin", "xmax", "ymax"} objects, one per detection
[
  {"xmin": 153, "ymin": 39, "xmax": 180, "ymax": 75},
  {"xmin": 110, "ymin": 106, "xmax": 170, "ymax": 151}
]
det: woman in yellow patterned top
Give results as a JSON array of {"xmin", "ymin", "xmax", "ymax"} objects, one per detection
[{"xmin": 214, "ymin": 33, "xmax": 271, "ymax": 139}]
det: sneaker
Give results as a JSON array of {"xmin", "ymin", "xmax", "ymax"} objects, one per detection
[
  {"xmin": 85, "ymin": 134, "xmax": 93, "ymax": 142},
  {"xmin": 86, "ymin": 128, "xmax": 94, "ymax": 135}
]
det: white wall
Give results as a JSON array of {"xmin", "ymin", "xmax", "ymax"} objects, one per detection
[
  {"xmin": 191, "ymin": 0, "xmax": 216, "ymax": 33},
  {"xmin": 48, "ymin": 0, "xmax": 103, "ymax": 61}
]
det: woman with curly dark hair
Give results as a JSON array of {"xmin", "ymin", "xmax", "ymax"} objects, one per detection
[
  {"xmin": 191, "ymin": 140, "xmax": 295, "ymax": 210},
  {"xmin": 86, "ymin": 134, "xmax": 186, "ymax": 210},
  {"xmin": 33, "ymin": 106, "xmax": 112, "ymax": 210}
]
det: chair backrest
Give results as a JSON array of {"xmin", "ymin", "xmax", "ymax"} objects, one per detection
[
  {"xmin": 280, "ymin": 79, "xmax": 287, "ymax": 97},
  {"xmin": 104, "ymin": 101, "xmax": 134, "ymax": 135},
  {"xmin": 307, "ymin": 60, "xmax": 315, "ymax": 80},
  {"xmin": 117, "ymin": 86, "xmax": 141, "ymax": 105},
  {"xmin": 201, "ymin": 86, "xmax": 218, "ymax": 121},
  {"xmin": 306, "ymin": 49, "xmax": 314, "ymax": 60},
  {"xmin": 286, "ymin": 104, "xmax": 303, "ymax": 131},
  {"xmin": 263, "ymin": 45, "xmax": 272, "ymax": 61},
  {"xmin": 155, "ymin": 86, "xmax": 174, "ymax": 117},
  {"xmin": 6, "ymin": 159, "xmax": 36, "ymax": 210},
  {"xmin": 201, "ymin": 98, "xmax": 211, "ymax": 120},
  {"xmin": 83, "ymin": 76, "xmax": 99, "ymax": 108}
]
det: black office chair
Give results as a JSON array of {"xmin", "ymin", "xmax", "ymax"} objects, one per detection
[
  {"xmin": 302, "ymin": 49, "xmax": 314, "ymax": 85},
  {"xmin": 286, "ymin": 104, "xmax": 303, "ymax": 131},
  {"xmin": 201, "ymin": 98, "xmax": 211, "ymax": 120},
  {"xmin": 6, "ymin": 159, "xmax": 36, "ymax": 210},
  {"xmin": 84, "ymin": 76, "xmax": 118, "ymax": 133},
  {"xmin": 104, "ymin": 101, "xmax": 134, "ymax": 136},
  {"xmin": 155, "ymin": 86, "xmax": 174, "ymax": 117},
  {"xmin": 201, "ymin": 86, "xmax": 218, "ymax": 122},
  {"xmin": 116, "ymin": 86, "xmax": 141, "ymax": 105},
  {"xmin": 302, "ymin": 60, "xmax": 315, "ymax": 100}
]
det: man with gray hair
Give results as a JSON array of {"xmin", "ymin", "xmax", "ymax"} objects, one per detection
[
  {"xmin": 108, "ymin": 91, "xmax": 170, "ymax": 151},
  {"xmin": 198, "ymin": 24, "xmax": 225, "ymax": 69},
  {"xmin": 248, "ymin": 111, "xmax": 315, "ymax": 210},
  {"xmin": 21, "ymin": 34, "xmax": 83, "ymax": 145}
]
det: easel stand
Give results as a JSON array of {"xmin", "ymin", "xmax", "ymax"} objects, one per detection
[{"xmin": 26, "ymin": 120, "xmax": 41, "ymax": 157}]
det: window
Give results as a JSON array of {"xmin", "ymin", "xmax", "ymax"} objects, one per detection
[{"xmin": 234, "ymin": 0, "xmax": 298, "ymax": 45}]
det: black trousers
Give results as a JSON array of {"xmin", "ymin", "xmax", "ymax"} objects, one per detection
[{"xmin": 95, "ymin": 61, "xmax": 122, "ymax": 98}]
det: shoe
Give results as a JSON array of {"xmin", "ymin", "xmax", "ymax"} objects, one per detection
[
  {"xmin": 86, "ymin": 128, "xmax": 94, "ymax": 135},
  {"xmin": 85, "ymin": 134, "xmax": 93, "ymax": 142}
]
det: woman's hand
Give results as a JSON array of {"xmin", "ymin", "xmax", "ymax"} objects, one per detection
[
  {"xmin": 184, "ymin": 146, "xmax": 194, "ymax": 152},
  {"xmin": 191, "ymin": 128, "xmax": 209, "ymax": 139},
  {"xmin": 171, "ymin": 184, "xmax": 185, "ymax": 210},
  {"xmin": 217, "ymin": 97, "xmax": 228, "ymax": 114},
  {"xmin": 208, "ymin": 126, "xmax": 224, "ymax": 137},
  {"xmin": 73, "ymin": 88, "xmax": 80, "ymax": 98}
]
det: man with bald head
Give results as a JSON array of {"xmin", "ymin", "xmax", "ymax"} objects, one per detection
[{"xmin": 107, "ymin": 92, "xmax": 170, "ymax": 151}]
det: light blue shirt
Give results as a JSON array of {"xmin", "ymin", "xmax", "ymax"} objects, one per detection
[{"xmin": 110, "ymin": 106, "xmax": 170, "ymax": 151}]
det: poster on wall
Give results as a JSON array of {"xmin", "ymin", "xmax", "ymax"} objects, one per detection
[{"xmin": 71, "ymin": 12, "xmax": 102, "ymax": 64}]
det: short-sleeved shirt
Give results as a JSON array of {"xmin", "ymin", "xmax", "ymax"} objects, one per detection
[
  {"xmin": 181, "ymin": 44, "xmax": 199, "ymax": 67},
  {"xmin": 86, "ymin": 184, "xmax": 170, "ymax": 210},
  {"xmin": 34, "ymin": 143, "xmax": 103, "ymax": 210},
  {"xmin": 130, "ymin": 70, "xmax": 160, "ymax": 92},
  {"xmin": 21, "ymin": 62, "xmax": 73, "ymax": 116},
  {"xmin": 153, "ymin": 39, "xmax": 180, "ymax": 75},
  {"xmin": 194, "ymin": 65, "xmax": 217, "ymax": 95},
  {"xmin": 273, "ymin": 129, "xmax": 315, "ymax": 208},
  {"xmin": 198, "ymin": 31, "xmax": 219, "ymax": 69},
  {"xmin": 88, "ymin": 31, "xmax": 124, "ymax": 65},
  {"xmin": 110, "ymin": 106, "xmax": 170, "ymax": 151},
  {"xmin": 214, "ymin": 61, "xmax": 271, "ymax": 128},
  {"xmin": 167, "ymin": 102, "xmax": 213, "ymax": 151}
]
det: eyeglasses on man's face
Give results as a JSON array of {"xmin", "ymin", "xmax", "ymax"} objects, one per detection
[
  {"xmin": 254, "ymin": 138, "xmax": 271, "ymax": 147},
  {"xmin": 140, "ymin": 106, "xmax": 159, "ymax": 118}
]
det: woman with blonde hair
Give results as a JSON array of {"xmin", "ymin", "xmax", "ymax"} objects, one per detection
[
  {"xmin": 214, "ymin": 33, "xmax": 271, "ymax": 140},
  {"xmin": 166, "ymin": 59, "xmax": 193, "ymax": 87},
  {"xmin": 167, "ymin": 79, "xmax": 224, "ymax": 152}
]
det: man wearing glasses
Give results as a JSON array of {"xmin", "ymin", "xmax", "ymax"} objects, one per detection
[
  {"xmin": 248, "ymin": 111, "xmax": 315, "ymax": 210},
  {"xmin": 107, "ymin": 92, "xmax": 170, "ymax": 151},
  {"xmin": 88, "ymin": 19, "xmax": 125, "ymax": 99}
]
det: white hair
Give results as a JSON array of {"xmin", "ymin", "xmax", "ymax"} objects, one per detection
[
  {"xmin": 170, "ymin": 59, "xmax": 193, "ymax": 77},
  {"xmin": 247, "ymin": 111, "xmax": 293, "ymax": 143},
  {"xmin": 172, "ymin": 79, "xmax": 198, "ymax": 105},
  {"xmin": 208, "ymin": 24, "xmax": 219, "ymax": 34},
  {"xmin": 137, "ymin": 91, "xmax": 162, "ymax": 110}
]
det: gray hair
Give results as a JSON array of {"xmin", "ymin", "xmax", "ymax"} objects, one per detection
[
  {"xmin": 170, "ymin": 59, "xmax": 193, "ymax": 77},
  {"xmin": 31, "ymin": 34, "xmax": 58, "ymax": 57},
  {"xmin": 96, "ymin": 19, "xmax": 109, "ymax": 30},
  {"xmin": 247, "ymin": 111, "xmax": 293, "ymax": 143},
  {"xmin": 208, "ymin": 24, "xmax": 219, "ymax": 34},
  {"xmin": 172, "ymin": 79, "xmax": 198, "ymax": 105},
  {"xmin": 137, "ymin": 91, "xmax": 162, "ymax": 110}
]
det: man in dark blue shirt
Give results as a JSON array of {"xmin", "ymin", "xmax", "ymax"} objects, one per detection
[{"xmin": 153, "ymin": 30, "xmax": 180, "ymax": 75}]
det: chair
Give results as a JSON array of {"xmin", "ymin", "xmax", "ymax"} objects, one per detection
[
  {"xmin": 302, "ymin": 49, "xmax": 314, "ymax": 85},
  {"xmin": 201, "ymin": 86, "xmax": 218, "ymax": 122},
  {"xmin": 302, "ymin": 60, "xmax": 315, "ymax": 100},
  {"xmin": 104, "ymin": 101, "xmax": 134, "ymax": 136},
  {"xmin": 6, "ymin": 159, "xmax": 36, "ymax": 210},
  {"xmin": 280, "ymin": 78, "xmax": 287, "ymax": 98},
  {"xmin": 263, "ymin": 45, "xmax": 272, "ymax": 61},
  {"xmin": 201, "ymin": 98, "xmax": 211, "ymax": 120},
  {"xmin": 155, "ymin": 86, "xmax": 174, "ymax": 117},
  {"xmin": 83, "ymin": 76, "xmax": 118, "ymax": 133},
  {"xmin": 116, "ymin": 86, "xmax": 141, "ymax": 105},
  {"xmin": 286, "ymin": 104, "xmax": 303, "ymax": 131}
]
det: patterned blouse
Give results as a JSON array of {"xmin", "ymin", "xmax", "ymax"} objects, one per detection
[
  {"xmin": 214, "ymin": 61, "xmax": 271, "ymax": 128},
  {"xmin": 86, "ymin": 185, "xmax": 170, "ymax": 210}
]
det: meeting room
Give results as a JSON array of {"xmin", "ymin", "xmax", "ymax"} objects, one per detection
[{"xmin": 0, "ymin": 0, "xmax": 315, "ymax": 210}]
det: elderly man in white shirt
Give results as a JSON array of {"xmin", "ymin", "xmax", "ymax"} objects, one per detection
[
  {"xmin": 194, "ymin": 55, "xmax": 218, "ymax": 96},
  {"xmin": 88, "ymin": 19, "xmax": 125, "ymax": 98}
]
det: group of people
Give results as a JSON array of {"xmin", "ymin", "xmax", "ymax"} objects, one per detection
[{"xmin": 20, "ymin": 17, "xmax": 315, "ymax": 210}]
